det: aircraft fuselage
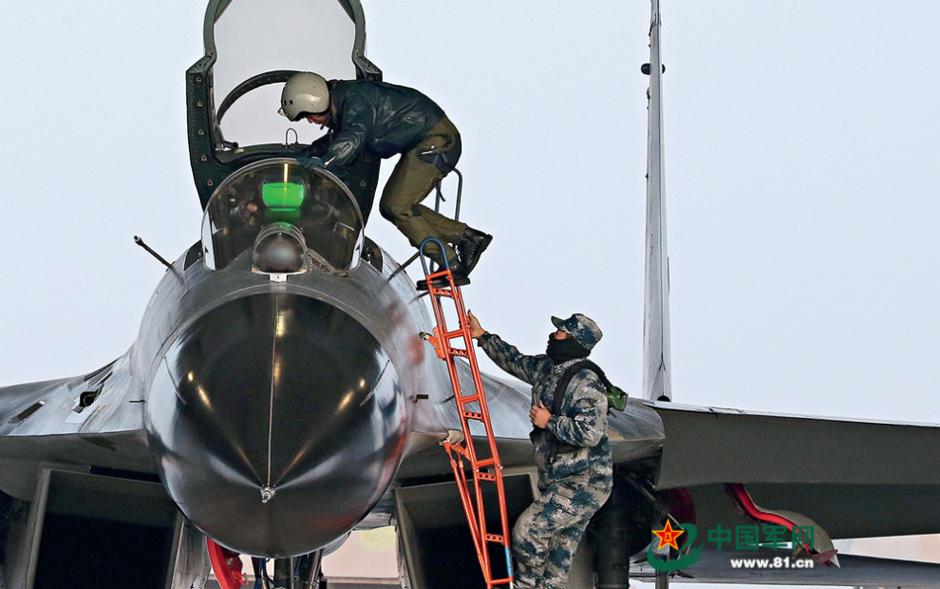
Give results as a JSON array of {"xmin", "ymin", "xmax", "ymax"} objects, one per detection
[{"xmin": 138, "ymin": 240, "xmax": 425, "ymax": 556}]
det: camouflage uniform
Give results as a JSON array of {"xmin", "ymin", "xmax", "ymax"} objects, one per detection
[{"xmin": 479, "ymin": 315, "xmax": 613, "ymax": 589}]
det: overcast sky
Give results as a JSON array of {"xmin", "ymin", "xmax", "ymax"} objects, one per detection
[{"xmin": 1, "ymin": 1, "xmax": 938, "ymax": 586}]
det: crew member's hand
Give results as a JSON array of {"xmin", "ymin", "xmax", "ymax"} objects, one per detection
[
  {"xmin": 467, "ymin": 311, "xmax": 485, "ymax": 339},
  {"xmin": 530, "ymin": 402, "xmax": 551, "ymax": 429}
]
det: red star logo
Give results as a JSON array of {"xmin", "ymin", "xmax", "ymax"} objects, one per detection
[{"xmin": 652, "ymin": 520, "xmax": 685, "ymax": 550}]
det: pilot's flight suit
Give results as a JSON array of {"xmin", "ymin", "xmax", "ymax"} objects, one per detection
[
  {"xmin": 316, "ymin": 79, "xmax": 465, "ymax": 264},
  {"xmin": 478, "ymin": 332, "xmax": 613, "ymax": 589}
]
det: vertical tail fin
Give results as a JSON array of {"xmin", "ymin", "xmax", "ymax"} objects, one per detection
[{"xmin": 643, "ymin": 0, "xmax": 672, "ymax": 401}]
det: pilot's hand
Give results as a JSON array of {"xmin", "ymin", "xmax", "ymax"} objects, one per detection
[
  {"xmin": 467, "ymin": 311, "xmax": 485, "ymax": 339},
  {"xmin": 298, "ymin": 156, "xmax": 325, "ymax": 170}
]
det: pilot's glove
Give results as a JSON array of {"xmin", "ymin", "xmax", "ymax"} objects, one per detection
[{"xmin": 297, "ymin": 156, "xmax": 325, "ymax": 171}]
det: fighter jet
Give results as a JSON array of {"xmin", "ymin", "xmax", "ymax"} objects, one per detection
[{"xmin": 2, "ymin": 1, "xmax": 940, "ymax": 588}]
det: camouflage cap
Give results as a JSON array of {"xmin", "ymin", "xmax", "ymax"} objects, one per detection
[{"xmin": 550, "ymin": 313, "xmax": 603, "ymax": 351}]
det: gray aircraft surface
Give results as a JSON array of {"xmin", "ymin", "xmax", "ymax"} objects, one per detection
[{"xmin": 2, "ymin": 1, "xmax": 940, "ymax": 588}]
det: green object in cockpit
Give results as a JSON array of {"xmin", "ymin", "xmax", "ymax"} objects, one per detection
[{"xmin": 263, "ymin": 182, "xmax": 305, "ymax": 211}]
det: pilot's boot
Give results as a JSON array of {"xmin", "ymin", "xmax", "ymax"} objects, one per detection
[
  {"xmin": 457, "ymin": 227, "xmax": 492, "ymax": 275},
  {"xmin": 417, "ymin": 257, "xmax": 470, "ymax": 291}
]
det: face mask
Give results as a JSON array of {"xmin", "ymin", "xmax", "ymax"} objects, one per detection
[{"xmin": 546, "ymin": 336, "xmax": 589, "ymax": 364}]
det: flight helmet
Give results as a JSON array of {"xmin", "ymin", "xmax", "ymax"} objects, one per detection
[{"xmin": 279, "ymin": 72, "xmax": 330, "ymax": 121}]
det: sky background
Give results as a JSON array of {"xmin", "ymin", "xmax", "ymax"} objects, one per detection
[{"xmin": 0, "ymin": 0, "xmax": 938, "ymax": 586}]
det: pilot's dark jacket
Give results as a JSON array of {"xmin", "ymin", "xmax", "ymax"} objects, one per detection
[
  {"xmin": 323, "ymin": 80, "xmax": 446, "ymax": 166},
  {"xmin": 310, "ymin": 79, "xmax": 466, "ymax": 266}
]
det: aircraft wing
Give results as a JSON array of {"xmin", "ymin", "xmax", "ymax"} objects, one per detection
[
  {"xmin": 0, "ymin": 352, "xmax": 154, "ymax": 499},
  {"xmin": 570, "ymin": 400, "xmax": 940, "ymax": 585},
  {"xmin": 649, "ymin": 401, "xmax": 940, "ymax": 539}
]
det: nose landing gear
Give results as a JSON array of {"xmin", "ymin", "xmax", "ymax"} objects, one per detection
[{"xmin": 207, "ymin": 540, "xmax": 328, "ymax": 589}]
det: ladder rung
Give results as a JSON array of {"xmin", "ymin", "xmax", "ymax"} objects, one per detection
[
  {"xmin": 489, "ymin": 578, "xmax": 513, "ymax": 586},
  {"xmin": 475, "ymin": 458, "xmax": 496, "ymax": 468},
  {"xmin": 477, "ymin": 472, "xmax": 497, "ymax": 481},
  {"xmin": 449, "ymin": 349, "xmax": 469, "ymax": 358},
  {"xmin": 457, "ymin": 394, "xmax": 479, "ymax": 404},
  {"xmin": 484, "ymin": 534, "xmax": 505, "ymax": 543},
  {"xmin": 442, "ymin": 328, "xmax": 466, "ymax": 340},
  {"xmin": 461, "ymin": 411, "xmax": 483, "ymax": 420},
  {"xmin": 430, "ymin": 287, "xmax": 454, "ymax": 298}
]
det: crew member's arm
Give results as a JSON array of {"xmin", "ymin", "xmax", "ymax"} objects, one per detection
[
  {"xmin": 324, "ymin": 96, "xmax": 374, "ymax": 167},
  {"xmin": 467, "ymin": 312, "xmax": 549, "ymax": 385},
  {"xmin": 546, "ymin": 370, "xmax": 609, "ymax": 448}
]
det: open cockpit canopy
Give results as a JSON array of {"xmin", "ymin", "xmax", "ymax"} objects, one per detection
[
  {"xmin": 188, "ymin": 0, "xmax": 381, "ymax": 208},
  {"xmin": 200, "ymin": 159, "xmax": 364, "ymax": 272},
  {"xmin": 212, "ymin": 0, "xmax": 355, "ymax": 147}
]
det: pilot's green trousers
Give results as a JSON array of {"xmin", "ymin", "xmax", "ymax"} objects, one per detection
[{"xmin": 379, "ymin": 116, "xmax": 466, "ymax": 265}]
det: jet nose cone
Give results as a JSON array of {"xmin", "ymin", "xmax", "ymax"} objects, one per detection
[{"xmin": 146, "ymin": 293, "xmax": 407, "ymax": 556}]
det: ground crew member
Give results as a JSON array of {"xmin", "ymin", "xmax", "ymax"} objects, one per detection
[
  {"xmin": 467, "ymin": 311, "xmax": 613, "ymax": 589},
  {"xmin": 279, "ymin": 72, "xmax": 491, "ymax": 283}
]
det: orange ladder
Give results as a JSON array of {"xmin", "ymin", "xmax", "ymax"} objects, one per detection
[{"xmin": 418, "ymin": 240, "xmax": 514, "ymax": 589}]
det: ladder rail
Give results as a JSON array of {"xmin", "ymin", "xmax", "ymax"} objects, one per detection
[
  {"xmin": 429, "ymin": 283, "xmax": 496, "ymax": 581},
  {"xmin": 445, "ymin": 445, "xmax": 488, "ymax": 571},
  {"xmin": 426, "ymin": 283, "xmax": 481, "ymax": 466},
  {"xmin": 450, "ymin": 289, "xmax": 513, "ymax": 543},
  {"xmin": 417, "ymin": 238, "xmax": 514, "ymax": 589}
]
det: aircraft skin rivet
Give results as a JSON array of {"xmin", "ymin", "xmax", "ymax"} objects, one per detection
[{"xmin": 207, "ymin": 179, "xmax": 214, "ymax": 187}]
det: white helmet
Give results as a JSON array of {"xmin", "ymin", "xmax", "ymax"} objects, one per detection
[{"xmin": 279, "ymin": 72, "xmax": 330, "ymax": 121}]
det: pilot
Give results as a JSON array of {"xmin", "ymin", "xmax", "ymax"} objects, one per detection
[
  {"xmin": 279, "ymin": 72, "xmax": 491, "ymax": 285},
  {"xmin": 467, "ymin": 311, "xmax": 613, "ymax": 589}
]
